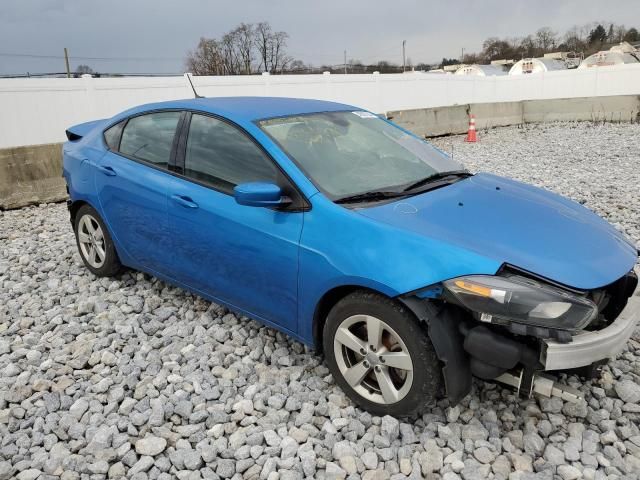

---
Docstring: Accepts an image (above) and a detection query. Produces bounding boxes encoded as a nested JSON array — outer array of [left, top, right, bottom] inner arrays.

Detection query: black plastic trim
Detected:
[[498, 263, 587, 295], [399, 296, 472, 404], [169, 112, 188, 174]]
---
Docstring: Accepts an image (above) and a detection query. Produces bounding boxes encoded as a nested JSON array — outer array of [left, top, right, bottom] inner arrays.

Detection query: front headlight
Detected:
[[443, 275, 597, 331]]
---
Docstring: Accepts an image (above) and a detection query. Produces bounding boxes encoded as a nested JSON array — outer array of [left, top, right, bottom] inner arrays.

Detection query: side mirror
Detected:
[[233, 182, 291, 208]]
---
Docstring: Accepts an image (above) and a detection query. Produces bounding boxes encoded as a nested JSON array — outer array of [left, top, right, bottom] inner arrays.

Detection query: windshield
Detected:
[[258, 111, 464, 200]]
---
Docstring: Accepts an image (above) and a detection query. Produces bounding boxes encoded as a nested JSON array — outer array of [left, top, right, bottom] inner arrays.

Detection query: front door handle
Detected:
[[171, 194, 199, 209], [96, 164, 116, 176]]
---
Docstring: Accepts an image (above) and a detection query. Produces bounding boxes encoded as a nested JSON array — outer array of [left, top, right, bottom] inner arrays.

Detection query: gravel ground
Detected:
[[1, 121, 640, 480]]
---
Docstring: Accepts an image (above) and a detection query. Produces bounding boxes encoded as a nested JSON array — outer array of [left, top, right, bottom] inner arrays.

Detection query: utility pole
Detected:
[[461, 47, 465, 63], [64, 48, 71, 78], [402, 40, 406, 72], [344, 50, 347, 74]]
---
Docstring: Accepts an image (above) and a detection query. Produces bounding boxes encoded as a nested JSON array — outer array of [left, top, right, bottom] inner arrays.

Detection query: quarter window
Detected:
[[184, 114, 278, 191], [119, 111, 181, 167], [103, 121, 124, 150]]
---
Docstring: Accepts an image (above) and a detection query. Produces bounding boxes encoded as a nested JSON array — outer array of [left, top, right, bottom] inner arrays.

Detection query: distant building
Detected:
[[508, 58, 567, 75], [578, 42, 640, 69], [453, 64, 507, 76], [543, 51, 582, 69], [443, 64, 463, 72], [490, 59, 516, 67]]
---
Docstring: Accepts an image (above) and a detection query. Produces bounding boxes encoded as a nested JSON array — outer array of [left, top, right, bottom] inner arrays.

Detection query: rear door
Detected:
[[165, 112, 305, 332], [95, 110, 182, 273]]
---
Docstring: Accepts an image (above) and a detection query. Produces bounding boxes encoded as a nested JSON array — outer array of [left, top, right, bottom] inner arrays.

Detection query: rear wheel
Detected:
[[323, 290, 443, 418], [74, 204, 122, 277]]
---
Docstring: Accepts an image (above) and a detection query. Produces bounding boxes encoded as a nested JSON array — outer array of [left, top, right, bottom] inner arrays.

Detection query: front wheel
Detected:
[[323, 291, 443, 418]]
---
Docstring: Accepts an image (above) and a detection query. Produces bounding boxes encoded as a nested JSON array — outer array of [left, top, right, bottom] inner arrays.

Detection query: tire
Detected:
[[323, 290, 443, 418], [73, 204, 122, 277]]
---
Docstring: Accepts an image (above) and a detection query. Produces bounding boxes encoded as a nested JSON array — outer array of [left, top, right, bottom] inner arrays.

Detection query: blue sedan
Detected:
[[63, 97, 639, 417]]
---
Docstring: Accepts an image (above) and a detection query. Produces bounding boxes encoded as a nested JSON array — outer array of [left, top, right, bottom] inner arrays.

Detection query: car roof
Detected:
[[123, 96, 360, 123]]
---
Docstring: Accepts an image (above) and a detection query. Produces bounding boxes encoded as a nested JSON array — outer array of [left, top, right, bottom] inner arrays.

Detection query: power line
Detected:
[[0, 72, 186, 78], [0, 52, 183, 61], [0, 48, 423, 68]]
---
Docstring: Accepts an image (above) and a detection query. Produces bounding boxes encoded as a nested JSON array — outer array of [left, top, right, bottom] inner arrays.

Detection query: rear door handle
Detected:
[[171, 194, 199, 209], [96, 164, 116, 176]]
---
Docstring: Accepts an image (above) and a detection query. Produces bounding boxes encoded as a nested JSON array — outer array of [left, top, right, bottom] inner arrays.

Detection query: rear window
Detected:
[[119, 112, 181, 167]]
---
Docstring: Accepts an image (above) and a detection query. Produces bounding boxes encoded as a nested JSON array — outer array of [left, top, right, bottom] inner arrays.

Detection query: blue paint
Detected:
[[360, 173, 637, 290], [63, 97, 638, 347], [415, 286, 444, 299]]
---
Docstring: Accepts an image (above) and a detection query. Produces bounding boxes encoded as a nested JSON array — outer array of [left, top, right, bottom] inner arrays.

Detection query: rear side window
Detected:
[[103, 121, 124, 150], [184, 114, 278, 191], [119, 112, 181, 167]]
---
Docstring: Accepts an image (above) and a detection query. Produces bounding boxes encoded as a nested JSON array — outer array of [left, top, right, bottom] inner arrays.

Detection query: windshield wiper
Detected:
[[335, 190, 408, 205], [402, 170, 471, 192]]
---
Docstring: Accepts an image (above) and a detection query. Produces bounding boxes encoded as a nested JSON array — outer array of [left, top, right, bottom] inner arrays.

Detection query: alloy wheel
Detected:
[[77, 214, 106, 269], [333, 314, 414, 404]]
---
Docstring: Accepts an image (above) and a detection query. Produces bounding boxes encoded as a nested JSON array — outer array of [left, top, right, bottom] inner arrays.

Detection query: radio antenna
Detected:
[[185, 73, 204, 98]]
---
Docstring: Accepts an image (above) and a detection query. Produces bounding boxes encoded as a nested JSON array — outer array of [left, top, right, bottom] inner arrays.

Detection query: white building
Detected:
[[508, 58, 567, 75], [578, 42, 640, 69], [453, 64, 507, 76]]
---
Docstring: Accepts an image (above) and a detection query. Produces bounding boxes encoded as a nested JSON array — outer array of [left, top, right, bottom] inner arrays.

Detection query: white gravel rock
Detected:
[[135, 436, 167, 456], [614, 379, 640, 404], [1, 122, 639, 479]]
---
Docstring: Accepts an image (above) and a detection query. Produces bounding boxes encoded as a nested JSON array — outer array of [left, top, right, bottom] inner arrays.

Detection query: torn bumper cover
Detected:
[[542, 275, 640, 371]]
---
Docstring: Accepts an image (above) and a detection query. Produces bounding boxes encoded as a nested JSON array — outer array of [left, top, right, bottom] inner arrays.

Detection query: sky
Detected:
[[0, 0, 638, 75]]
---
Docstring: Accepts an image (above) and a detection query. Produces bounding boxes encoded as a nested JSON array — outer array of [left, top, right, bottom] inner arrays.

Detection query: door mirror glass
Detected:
[[234, 182, 291, 207]]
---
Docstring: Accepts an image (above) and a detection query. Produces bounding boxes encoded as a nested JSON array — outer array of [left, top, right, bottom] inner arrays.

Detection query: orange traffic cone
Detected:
[[465, 114, 477, 143]]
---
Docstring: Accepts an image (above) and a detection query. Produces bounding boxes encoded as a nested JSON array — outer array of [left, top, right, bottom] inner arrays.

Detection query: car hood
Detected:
[[359, 173, 637, 290]]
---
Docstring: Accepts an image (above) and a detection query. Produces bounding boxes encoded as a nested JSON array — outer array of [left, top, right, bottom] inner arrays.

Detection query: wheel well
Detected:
[[312, 285, 390, 353], [69, 200, 89, 226]]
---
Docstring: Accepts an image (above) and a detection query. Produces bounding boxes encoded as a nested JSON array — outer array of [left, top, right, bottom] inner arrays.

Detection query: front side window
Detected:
[[119, 111, 181, 167], [184, 114, 278, 191], [259, 111, 464, 200]]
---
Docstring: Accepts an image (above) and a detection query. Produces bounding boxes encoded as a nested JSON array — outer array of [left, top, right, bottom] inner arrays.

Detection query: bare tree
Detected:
[[535, 27, 557, 51], [255, 23, 291, 73], [518, 35, 538, 58], [562, 27, 586, 52], [272, 31, 292, 72], [255, 22, 273, 72], [613, 25, 627, 43], [186, 37, 226, 75], [186, 21, 296, 76], [219, 32, 241, 74], [461, 52, 482, 64], [233, 23, 255, 74]]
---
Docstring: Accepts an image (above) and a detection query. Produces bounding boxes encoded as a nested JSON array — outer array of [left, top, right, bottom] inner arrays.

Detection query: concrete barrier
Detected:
[[0, 143, 65, 210], [1, 94, 639, 210], [389, 94, 640, 137]]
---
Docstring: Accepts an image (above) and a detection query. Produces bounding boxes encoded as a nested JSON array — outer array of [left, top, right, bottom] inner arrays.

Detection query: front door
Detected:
[[166, 113, 303, 332]]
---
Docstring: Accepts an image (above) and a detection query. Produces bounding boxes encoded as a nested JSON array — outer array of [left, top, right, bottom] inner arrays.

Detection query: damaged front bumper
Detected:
[[542, 277, 640, 371], [498, 267, 640, 402], [402, 267, 640, 404]]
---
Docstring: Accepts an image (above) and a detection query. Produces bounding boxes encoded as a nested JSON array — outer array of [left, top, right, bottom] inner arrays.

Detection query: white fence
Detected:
[[1, 64, 640, 149]]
